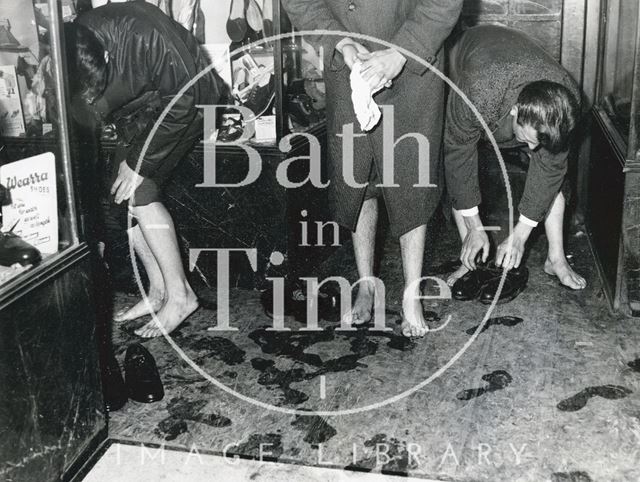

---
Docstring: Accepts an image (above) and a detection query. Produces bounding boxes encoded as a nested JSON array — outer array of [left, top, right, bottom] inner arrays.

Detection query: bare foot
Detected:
[[113, 292, 164, 322], [544, 258, 587, 290], [135, 291, 199, 338], [341, 281, 375, 326], [447, 265, 470, 287], [401, 295, 429, 338]]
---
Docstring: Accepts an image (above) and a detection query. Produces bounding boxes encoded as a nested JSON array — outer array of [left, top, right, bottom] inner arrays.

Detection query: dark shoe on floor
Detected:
[[0, 231, 41, 267], [480, 265, 529, 304], [124, 343, 164, 403], [261, 285, 340, 322], [452, 266, 500, 301], [102, 353, 128, 412]]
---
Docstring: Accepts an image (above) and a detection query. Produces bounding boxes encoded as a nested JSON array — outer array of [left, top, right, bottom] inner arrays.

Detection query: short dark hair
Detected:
[[515, 80, 579, 154], [64, 22, 107, 105]]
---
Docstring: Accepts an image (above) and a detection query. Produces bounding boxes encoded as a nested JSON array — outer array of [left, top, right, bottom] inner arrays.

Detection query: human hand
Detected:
[[495, 223, 532, 270], [340, 41, 370, 70], [460, 216, 490, 271], [357, 48, 406, 90], [111, 161, 144, 204]]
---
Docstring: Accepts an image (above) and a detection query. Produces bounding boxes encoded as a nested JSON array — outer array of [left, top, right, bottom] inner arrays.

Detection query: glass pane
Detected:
[[0, 0, 78, 287], [600, 0, 639, 140]]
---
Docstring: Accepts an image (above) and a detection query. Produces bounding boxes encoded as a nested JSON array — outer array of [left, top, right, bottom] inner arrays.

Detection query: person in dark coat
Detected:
[[68, 2, 224, 337], [282, 0, 463, 337], [444, 25, 585, 289]]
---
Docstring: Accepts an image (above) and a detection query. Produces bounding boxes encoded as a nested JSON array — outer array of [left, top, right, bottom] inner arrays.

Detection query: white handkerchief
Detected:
[[350, 62, 383, 132]]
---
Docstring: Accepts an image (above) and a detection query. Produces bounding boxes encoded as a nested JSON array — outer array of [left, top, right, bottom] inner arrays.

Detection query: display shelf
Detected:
[[586, 0, 640, 314]]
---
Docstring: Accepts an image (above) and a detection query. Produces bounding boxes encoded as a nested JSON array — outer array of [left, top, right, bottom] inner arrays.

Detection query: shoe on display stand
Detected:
[[0, 223, 42, 268]]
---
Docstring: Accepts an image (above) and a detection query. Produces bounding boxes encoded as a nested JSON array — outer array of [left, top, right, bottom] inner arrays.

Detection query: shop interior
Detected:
[[1, 0, 639, 481]]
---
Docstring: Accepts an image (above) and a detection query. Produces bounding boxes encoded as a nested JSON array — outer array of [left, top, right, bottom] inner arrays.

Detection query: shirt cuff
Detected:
[[456, 206, 479, 217], [519, 214, 539, 227]]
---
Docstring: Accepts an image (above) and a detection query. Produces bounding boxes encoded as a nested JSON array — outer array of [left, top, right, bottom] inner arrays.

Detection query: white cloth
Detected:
[[350, 62, 383, 132]]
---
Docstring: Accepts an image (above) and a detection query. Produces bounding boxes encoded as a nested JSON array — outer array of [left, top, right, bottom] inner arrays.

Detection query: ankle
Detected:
[[546, 254, 566, 265], [166, 282, 196, 301], [147, 287, 166, 302], [358, 279, 376, 297]]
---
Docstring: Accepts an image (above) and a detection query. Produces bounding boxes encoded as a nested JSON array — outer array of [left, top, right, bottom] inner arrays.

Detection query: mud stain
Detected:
[[557, 385, 632, 412], [457, 370, 512, 400], [466, 316, 524, 335]]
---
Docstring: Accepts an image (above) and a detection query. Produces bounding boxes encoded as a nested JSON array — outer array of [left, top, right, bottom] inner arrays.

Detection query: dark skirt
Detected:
[[324, 58, 446, 238]]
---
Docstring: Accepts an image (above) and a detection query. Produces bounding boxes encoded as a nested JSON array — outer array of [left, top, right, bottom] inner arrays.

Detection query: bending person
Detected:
[[67, 2, 224, 337], [445, 25, 586, 291]]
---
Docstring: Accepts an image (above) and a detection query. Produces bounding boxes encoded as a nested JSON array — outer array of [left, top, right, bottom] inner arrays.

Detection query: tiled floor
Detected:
[[105, 156, 640, 481]]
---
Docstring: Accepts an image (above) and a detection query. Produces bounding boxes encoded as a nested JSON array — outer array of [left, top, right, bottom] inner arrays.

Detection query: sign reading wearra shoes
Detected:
[[1, 152, 58, 254]]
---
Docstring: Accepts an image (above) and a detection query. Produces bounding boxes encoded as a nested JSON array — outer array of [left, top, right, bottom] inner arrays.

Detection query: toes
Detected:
[[135, 321, 155, 338], [401, 322, 413, 338], [401, 320, 428, 338], [113, 308, 130, 322]]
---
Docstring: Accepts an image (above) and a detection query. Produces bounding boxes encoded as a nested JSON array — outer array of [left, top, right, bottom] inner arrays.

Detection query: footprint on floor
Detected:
[[233, 433, 283, 461], [466, 316, 523, 335], [551, 470, 593, 482], [345, 434, 414, 475], [155, 397, 232, 440], [155, 416, 187, 441], [628, 359, 640, 373], [291, 414, 337, 445], [456, 370, 512, 401], [557, 385, 632, 412]]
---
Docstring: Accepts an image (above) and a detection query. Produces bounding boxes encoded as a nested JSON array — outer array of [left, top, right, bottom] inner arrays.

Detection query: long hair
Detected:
[[64, 22, 107, 105], [516, 80, 579, 154]]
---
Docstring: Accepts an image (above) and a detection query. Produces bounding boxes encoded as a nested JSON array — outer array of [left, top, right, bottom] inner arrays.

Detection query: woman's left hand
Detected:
[[357, 48, 406, 90]]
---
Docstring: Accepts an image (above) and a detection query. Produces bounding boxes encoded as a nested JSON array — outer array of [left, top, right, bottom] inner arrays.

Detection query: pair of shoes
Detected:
[[261, 285, 340, 322], [452, 263, 529, 304], [480, 265, 528, 304], [0, 230, 41, 267], [103, 344, 164, 411]]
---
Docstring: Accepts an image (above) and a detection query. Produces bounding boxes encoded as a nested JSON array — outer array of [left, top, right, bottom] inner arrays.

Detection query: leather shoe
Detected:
[[261, 285, 340, 322], [480, 265, 529, 304], [452, 265, 501, 301], [124, 344, 164, 403], [0, 231, 41, 267], [102, 353, 127, 412]]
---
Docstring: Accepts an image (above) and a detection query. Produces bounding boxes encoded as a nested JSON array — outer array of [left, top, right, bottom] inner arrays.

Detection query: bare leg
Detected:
[[447, 207, 471, 286], [543, 192, 586, 289], [113, 225, 165, 322], [131, 202, 199, 337], [400, 224, 429, 338], [343, 197, 378, 325]]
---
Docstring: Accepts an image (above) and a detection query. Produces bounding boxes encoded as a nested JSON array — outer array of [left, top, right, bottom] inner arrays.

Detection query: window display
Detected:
[[599, 0, 639, 141], [0, 0, 80, 288]]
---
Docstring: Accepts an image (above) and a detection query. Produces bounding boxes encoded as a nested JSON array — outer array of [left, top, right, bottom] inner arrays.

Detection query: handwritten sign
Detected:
[[1, 152, 58, 254]]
